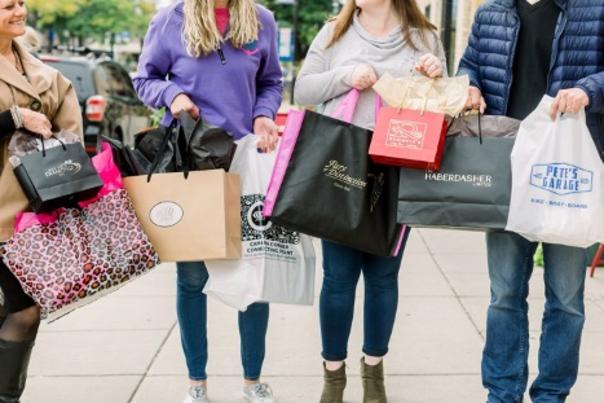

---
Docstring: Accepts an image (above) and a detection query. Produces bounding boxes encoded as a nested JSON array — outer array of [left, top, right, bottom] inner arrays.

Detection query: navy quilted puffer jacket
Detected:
[[457, 0, 604, 158]]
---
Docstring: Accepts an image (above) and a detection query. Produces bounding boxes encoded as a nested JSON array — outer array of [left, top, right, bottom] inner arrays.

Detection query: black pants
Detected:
[[0, 255, 35, 314]]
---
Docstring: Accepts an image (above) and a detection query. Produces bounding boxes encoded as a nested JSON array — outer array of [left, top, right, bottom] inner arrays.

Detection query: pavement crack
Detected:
[[416, 230, 485, 340], [127, 320, 178, 402]]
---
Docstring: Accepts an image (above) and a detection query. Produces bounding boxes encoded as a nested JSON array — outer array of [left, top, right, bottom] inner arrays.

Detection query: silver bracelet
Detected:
[[9, 105, 24, 129]]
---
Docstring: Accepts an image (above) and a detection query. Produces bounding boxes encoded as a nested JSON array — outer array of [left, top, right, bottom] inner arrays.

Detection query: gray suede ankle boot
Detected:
[[320, 363, 346, 403], [361, 358, 387, 403]]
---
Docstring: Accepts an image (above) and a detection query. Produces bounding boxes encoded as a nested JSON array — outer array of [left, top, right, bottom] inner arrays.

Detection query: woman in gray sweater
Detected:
[[294, 1, 445, 402]]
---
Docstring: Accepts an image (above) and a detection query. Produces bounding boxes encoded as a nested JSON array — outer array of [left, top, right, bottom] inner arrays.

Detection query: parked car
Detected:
[[40, 55, 152, 152]]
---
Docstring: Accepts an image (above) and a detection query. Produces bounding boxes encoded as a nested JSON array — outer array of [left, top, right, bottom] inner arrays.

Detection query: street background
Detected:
[[22, 229, 604, 402], [16, 1, 604, 402]]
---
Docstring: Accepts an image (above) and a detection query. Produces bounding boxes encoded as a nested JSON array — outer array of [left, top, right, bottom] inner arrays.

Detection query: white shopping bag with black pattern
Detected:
[[204, 135, 316, 311], [505, 96, 604, 247]]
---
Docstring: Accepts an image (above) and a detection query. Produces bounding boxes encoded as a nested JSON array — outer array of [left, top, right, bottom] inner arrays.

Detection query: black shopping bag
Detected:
[[268, 109, 402, 256], [397, 115, 519, 230], [14, 140, 103, 213], [134, 112, 236, 174]]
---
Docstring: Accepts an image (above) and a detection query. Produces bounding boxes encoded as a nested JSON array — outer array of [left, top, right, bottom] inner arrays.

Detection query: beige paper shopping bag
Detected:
[[123, 169, 241, 262]]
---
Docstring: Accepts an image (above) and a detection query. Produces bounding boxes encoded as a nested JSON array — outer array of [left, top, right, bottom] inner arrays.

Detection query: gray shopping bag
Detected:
[[397, 115, 519, 231]]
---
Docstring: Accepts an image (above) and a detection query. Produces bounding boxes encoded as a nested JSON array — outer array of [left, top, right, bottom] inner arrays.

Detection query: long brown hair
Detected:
[[327, 0, 436, 50]]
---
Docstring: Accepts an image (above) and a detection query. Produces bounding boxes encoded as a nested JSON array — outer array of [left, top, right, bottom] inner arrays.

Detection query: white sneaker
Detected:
[[243, 382, 276, 403], [183, 385, 209, 403]]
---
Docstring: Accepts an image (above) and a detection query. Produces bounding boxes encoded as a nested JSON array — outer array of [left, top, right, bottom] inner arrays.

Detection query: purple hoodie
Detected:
[[133, 1, 283, 139]]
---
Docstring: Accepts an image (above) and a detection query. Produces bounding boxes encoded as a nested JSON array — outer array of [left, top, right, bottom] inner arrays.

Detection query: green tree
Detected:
[[65, 0, 135, 43], [28, 0, 155, 47], [263, 0, 337, 60], [27, 0, 86, 42]]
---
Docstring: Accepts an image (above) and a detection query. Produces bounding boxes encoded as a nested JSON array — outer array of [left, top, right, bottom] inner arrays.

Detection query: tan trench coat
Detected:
[[0, 40, 83, 242]]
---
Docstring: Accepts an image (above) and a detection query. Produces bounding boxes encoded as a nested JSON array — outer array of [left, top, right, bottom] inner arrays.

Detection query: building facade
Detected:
[[418, 0, 485, 74]]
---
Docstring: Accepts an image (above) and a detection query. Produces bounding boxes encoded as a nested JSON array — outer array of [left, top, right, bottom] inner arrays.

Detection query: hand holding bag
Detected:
[[369, 74, 469, 170], [505, 96, 604, 247]]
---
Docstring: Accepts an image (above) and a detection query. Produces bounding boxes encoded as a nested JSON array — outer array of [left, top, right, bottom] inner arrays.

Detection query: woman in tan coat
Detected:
[[0, 1, 82, 401]]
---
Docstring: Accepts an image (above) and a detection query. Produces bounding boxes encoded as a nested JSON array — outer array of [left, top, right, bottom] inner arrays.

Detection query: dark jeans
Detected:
[[483, 232, 587, 403], [176, 261, 269, 381], [319, 229, 409, 361]]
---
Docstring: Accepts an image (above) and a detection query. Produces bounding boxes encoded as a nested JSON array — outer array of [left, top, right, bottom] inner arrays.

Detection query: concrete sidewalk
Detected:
[[22, 229, 604, 403]]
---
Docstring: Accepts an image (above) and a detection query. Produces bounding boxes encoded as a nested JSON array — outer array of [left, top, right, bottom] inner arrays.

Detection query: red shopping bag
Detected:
[[369, 107, 447, 171]]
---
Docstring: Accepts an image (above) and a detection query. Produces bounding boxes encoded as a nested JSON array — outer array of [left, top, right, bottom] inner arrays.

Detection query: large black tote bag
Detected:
[[397, 114, 519, 231], [268, 90, 402, 256]]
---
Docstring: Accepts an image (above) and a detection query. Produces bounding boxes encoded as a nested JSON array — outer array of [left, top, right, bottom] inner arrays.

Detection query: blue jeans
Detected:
[[320, 230, 409, 361], [483, 232, 587, 403], [176, 262, 269, 381]]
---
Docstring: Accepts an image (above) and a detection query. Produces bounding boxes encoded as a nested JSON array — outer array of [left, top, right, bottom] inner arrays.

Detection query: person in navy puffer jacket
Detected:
[[457, 1, 604, 402]]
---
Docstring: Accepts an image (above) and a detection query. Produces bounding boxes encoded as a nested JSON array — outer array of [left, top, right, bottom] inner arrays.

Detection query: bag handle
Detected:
[[331, 89, 361, 122], [40, 135, 67, 158], [146, 119, 179, 182], [332, 89, 384, 124]]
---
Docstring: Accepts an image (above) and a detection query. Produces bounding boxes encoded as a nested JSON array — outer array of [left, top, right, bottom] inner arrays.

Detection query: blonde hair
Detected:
[[183, 0, 259, 58]]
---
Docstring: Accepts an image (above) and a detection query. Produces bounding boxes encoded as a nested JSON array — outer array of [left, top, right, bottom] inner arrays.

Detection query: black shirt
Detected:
[[507, 0, 560, 120]]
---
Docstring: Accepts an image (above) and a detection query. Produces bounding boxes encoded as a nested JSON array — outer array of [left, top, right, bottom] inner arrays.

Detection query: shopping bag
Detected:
[[397, 114, 519, 230], [11, 132, 102, 212], [263, 90, 404, 256], [125, 113, 242, 262], [134, 112, 236, 174], [204, 135, 315, 310], [0, 144, 160, 321], [369, 106, 447, 170], [505, 96, 604, 247], [369, 74, 469, 170], [124, 170, 241, 262]]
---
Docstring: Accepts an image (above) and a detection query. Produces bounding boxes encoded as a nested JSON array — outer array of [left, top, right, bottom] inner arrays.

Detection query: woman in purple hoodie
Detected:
[[133, 1, 282, 402]]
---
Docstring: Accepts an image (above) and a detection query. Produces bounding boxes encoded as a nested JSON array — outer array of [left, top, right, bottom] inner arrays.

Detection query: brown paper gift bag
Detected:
[[123, 169, 241, 262]]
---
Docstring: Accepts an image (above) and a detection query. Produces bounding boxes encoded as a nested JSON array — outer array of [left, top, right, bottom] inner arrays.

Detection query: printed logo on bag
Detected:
[[385, 119, 427, 149], [424, 171, 493, 187], [44, 160, 82, 178], [530, 163, 593, 195], [241, 194, 300, 244], [323, 160, 367, 192], [149, 201, 184, 228], [248, 200, 273, 232]]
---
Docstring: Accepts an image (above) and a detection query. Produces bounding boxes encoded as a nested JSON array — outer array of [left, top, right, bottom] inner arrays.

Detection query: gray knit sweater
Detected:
[[294, 14, 447, 130]]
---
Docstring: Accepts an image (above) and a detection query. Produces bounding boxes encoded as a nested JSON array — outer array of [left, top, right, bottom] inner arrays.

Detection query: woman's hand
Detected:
[[254, 116, 279, 152], [20, 108, 52, 139], [170, 93, 200, 119], [351, 64, 378, 90], [415, 53, 444, 78]]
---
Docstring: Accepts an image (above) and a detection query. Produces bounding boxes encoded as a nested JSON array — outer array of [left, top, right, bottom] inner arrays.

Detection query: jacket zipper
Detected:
[[504, 12, 520, 116], [546, 10, 568, 95], [217, 46, 227, 65]]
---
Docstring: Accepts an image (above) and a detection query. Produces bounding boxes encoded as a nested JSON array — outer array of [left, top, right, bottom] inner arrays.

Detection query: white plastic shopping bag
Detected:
[[204, 135, 316, 311], [505, 96, 604, 247]]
